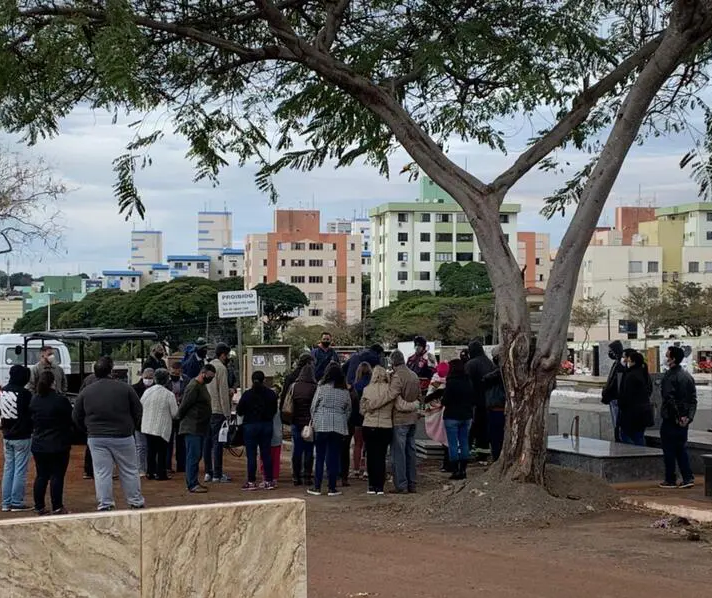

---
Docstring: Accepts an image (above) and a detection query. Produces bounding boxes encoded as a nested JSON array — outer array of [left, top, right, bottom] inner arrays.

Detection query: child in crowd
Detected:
[[261, 396, 283, 488], [425, 362, 451, 472]]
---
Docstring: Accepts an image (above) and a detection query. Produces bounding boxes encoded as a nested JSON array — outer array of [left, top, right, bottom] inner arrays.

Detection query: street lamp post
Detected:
[[46, 292, 54, 331]]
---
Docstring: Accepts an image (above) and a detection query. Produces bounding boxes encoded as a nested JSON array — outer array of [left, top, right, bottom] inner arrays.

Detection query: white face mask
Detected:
[[46, 354, 55, 364], [143, 378, 154, 387]]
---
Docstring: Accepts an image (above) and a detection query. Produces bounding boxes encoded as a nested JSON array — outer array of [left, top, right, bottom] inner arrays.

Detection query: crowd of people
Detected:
[[1, 332, 699, 514], [602, 341, 698, 489]]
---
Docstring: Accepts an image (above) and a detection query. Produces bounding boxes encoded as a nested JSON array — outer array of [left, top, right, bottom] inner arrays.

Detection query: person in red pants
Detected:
[[261, 408, 282, 487]]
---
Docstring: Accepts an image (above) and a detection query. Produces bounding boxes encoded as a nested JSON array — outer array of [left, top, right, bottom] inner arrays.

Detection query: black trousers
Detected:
[[363, 427, 391, 492], [340, 432, 353, 481], [33, 450, 71, 511], [146, 434, 169, 480]]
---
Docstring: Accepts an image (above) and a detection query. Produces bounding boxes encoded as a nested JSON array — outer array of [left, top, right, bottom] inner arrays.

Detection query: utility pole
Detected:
[[205, 313, 210, 340], [607, 309, 611, 339], [46, 292, 54, 331]]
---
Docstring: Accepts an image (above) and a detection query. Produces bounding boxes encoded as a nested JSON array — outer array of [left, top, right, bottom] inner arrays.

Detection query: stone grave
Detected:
[[547, 435, 664, 483]]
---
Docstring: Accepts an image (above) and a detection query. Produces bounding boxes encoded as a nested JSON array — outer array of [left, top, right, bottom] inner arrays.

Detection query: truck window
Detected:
[[5, 347, 62, 366]]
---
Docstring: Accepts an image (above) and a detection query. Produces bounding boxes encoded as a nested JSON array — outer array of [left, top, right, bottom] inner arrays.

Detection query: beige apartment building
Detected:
[[245, 210, 362, 325], [517, 232, 551, 289]]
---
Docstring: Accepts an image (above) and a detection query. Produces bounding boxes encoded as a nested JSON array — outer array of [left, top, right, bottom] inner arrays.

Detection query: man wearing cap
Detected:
[[183, 338, 209, 380], [204, 343, 232, 483]]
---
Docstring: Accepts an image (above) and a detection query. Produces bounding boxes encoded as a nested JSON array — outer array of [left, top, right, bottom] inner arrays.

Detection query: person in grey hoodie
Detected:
[[388, 350, 421, 493]]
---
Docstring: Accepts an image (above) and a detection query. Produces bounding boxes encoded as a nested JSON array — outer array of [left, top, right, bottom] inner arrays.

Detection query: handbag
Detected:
[[282, 383, 295, 417], [218, 420, 229, 444], [227, 415, 244, 447], [301, 420, 314, 442]]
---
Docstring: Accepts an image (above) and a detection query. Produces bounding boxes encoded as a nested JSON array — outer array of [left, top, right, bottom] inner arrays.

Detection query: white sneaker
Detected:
[[328, 490, 343, 497], [204, 474, 212, 483]]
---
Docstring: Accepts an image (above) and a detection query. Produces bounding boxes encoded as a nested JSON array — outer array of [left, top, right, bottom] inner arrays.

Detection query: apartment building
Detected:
[[0, 298, 24, 333], [102, 270, 141, 292], [167, 255, 211, 279], [327, 217, 371, 275], [369, 176, 520, 309], [220, 248, 245, 279], [245, 210, 362, 324], [517, 232, 551, 289], [130, 230, 163, 267], [198, 211, 233, 279]]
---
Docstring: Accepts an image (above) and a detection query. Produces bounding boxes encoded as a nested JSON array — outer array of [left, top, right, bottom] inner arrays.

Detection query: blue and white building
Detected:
[[102, 270, 141, 292], [167, 255, 211, 279]]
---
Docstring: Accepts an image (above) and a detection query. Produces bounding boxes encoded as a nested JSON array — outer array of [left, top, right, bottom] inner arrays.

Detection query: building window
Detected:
[[350, 276, 356, 284], [689, 261, 700, 273], [258, 242, 268, 250], [420, 213, 431, 223], [456, 213, 468, 223], [397, 213, 408, 223], [217, 270, 222, 276], [309, 292, 324, 301], [262, 259, 267, 266], [456, 233, 473, 242], [420, 252, 431, 261], [419, 271, 431, 281], [277, 243, 285, 251], [309, 242, 324, 251], [196, 262, 205, 269], [397, 252, 408, 262], [397, 271, 408, 281], [308, 276, 323, 283], [435, 253, 453, 262], [647, 261, 659, 273], [435, 233, 453, 242], [707, 212, 712, 222], [229, 270, 238, 277], [291, 276, 305, 283], [309, 259, 323, 267], [397, 233, 408, 242], [628, 261, 643, 274], [420, 232, 431, 242], [500, 214, 510, 224], [174, 262, 183, 268], [538, 274, 544, 282], [262, 276, 267, 283], [456, 252, 473, 262], [707, 231, 712, 240], [328, 276, 333, 284], [308, 308, 323, 317], [662, 271, 669, 282], [327, 259, 336, 267], [291, 259, 305, 267], [535, 258, 541, 266], [435, 213, 451, 223], [281, 259, 286, 267], [291, 242, 305, 250]]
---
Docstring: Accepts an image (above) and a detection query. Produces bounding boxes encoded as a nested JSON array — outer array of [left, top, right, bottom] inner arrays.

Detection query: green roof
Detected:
[[369, 201, 520, 216], [655, 203, 712, 217]]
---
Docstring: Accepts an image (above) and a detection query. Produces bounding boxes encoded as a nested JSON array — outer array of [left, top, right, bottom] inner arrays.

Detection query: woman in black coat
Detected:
[[618, 351, 653, 446]]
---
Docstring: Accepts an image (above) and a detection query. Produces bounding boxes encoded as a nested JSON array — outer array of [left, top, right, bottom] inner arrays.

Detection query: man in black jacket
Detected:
[[659, 346, 697, 489], [1, 365, 33, 511], [280, 352, 314, 411], [465, 341, 495, 463], [343, 344, 384, 386], [601, 340, 626, 442]]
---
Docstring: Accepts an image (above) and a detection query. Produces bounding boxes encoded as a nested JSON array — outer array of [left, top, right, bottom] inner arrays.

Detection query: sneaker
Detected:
[[306, 487, 322, 496], [213, 474, 232, 483], [51, 507, 69, 515], [328, 490, 343, 497], [376, 491, 385, 496], [97, 505, 115, 512], [35, 508, 49, 516], [367, 488, 376, 495], [204, 474, 212, 483], [129, 504, 145, 509], [264, 481, 276, 491], [242, 482, 258, 491], [82, 473, 93, 480], [680, 480, 695, 489], [1, 506, 9, 512], [658, 481, 678, 489], [189, 486, 208, 494], [9, 504, 33, 512]]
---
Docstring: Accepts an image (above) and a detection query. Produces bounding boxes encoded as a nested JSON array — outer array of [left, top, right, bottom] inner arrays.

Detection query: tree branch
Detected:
[[315, 0, 352, 51], [490, 34, 664, 196]]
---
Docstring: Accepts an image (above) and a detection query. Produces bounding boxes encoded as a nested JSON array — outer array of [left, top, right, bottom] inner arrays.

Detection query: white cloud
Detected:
[[0, 104, 702, 275]]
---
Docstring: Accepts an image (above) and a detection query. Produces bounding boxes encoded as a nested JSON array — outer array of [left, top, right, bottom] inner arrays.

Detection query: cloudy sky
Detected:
[[0, 104, 702, 277]]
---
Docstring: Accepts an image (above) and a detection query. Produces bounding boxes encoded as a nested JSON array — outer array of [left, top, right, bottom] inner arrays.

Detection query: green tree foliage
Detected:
[[436, 262, 492, 297], [365, 294, 493, 346], [0, 272, 34, 288], [619, 284, 665, 344], [570, 294, 606, 349], [253, 281, 309, 342], [13, 277, 248, 346], [660, 281, 712, 337]]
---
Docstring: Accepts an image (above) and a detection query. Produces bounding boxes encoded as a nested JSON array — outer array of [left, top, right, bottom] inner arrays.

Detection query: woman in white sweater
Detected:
[[141, 368, 178, 480]]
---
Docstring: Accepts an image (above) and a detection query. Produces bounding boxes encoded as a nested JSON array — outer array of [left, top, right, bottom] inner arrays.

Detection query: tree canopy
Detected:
[[436, 262, 492, 297], [253, 280, 309, 341], [570, 294, 606, 349]]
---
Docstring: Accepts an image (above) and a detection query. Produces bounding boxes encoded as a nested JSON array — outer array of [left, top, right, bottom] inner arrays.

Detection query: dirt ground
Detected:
[[1, 445, 711, 598]]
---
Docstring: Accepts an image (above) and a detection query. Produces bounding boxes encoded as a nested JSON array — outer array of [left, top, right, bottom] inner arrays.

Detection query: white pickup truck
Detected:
[[0, 333, 71, 387]]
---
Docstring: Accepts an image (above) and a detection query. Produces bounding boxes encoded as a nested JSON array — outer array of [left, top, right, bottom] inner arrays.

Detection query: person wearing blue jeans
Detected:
[[1, 365, 33, 511], [184, 434, 205, 491], [2, 439, 32, 511], [312, 431, 343, 494], [441, 358, 475, 480], [291, 424, 314, 486], [444, 419, 472, 472], [391, 424, 417, 490]]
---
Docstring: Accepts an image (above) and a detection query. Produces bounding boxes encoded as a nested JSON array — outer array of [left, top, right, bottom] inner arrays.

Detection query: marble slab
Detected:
[[0, 510, 141, 598], [141, 499, 307, 598], [548, 435, 663, 457]]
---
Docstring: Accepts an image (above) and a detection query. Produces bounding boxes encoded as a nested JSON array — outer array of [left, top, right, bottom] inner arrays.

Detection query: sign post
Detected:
[[218, 291, 259, 389]]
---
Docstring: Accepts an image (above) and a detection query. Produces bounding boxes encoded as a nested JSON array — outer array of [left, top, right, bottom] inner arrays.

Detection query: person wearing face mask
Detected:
[[203, 342, 232, 484], [177, 364, 216, 493], [166, 362, 189, 473], [618, 350, 653, 446], [132, 368, 155, 477], [311, 332, 338, 381], [407, 336, 437, 388], [182, 338, 209, 380], [143, 344, 168, 372], [601, 340, 626, 442], [28, 345, 67, 395]]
